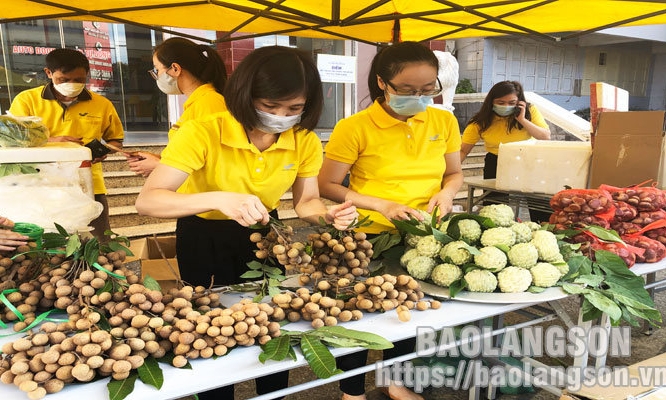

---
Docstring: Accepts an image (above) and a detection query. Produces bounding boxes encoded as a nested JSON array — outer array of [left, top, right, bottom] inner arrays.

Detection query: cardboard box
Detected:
[[496, 140, 592, 194], [567, 352, 666, 399], [590, 82, 629, 147], [588, 111, 666, 189], [128, 236, 180, 291]]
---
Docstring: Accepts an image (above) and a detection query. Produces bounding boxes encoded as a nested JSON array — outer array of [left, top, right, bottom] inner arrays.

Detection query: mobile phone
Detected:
[[84, 139, 112, 159]]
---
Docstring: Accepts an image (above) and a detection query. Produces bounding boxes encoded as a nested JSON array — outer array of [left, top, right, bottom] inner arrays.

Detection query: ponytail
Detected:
[[153, 38, 227, 94], [197, 44, 227, 94]]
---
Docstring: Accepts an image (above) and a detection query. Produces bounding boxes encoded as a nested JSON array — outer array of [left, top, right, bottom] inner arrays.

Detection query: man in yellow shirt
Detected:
[[9, 48, 124, 239]]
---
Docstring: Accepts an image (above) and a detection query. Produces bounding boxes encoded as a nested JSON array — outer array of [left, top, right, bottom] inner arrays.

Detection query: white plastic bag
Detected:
[[0, 171, 102, 233], [433, 50, 459, 113]]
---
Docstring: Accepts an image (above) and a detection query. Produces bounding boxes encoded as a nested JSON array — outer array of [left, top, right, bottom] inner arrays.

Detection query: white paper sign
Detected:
[[317, 54, 356, 84]]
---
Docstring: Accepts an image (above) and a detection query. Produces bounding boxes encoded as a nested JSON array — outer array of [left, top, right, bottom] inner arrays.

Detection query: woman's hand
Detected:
[[218, 193, 270, 227], [48, 136, 83, 145], [325, 200, 358, 230], [128, 152, 160, 177], [379, 201, 425, 223], [515, 100, 527, 120], [0, 217, 27, 251], [428, 192, 455, 218]]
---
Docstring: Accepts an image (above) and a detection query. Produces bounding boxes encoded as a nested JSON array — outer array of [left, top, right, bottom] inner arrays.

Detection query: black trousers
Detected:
[[176, 213, 287, 400], [483, 153, 550, 224]]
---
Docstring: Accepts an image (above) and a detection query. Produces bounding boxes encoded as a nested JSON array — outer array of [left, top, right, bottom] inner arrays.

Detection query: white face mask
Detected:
[[156, 72, 181, 95], [255, 109, 302, 134], [53, 82, 86, 98]]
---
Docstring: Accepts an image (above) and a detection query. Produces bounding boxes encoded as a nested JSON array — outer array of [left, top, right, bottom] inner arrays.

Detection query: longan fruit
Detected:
[[27, 387, 47, 400], [43, 379, 64, 394], [172, 355, 188, 368], [398, 310, 411, 322]]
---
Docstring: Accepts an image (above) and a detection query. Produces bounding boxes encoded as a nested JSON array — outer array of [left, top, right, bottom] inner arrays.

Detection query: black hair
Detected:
[[469, 80, 532, 133], [45, 48, 89, 73], [154, 37, 227, 94], [224, 46, 323, 132], [367, 41, 439, 102]]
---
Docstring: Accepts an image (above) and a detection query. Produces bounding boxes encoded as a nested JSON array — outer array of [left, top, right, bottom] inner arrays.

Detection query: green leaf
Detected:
[[311, 326, 393, 350], [300, 335, 342, 379], [108, 241, 134, 256], [585, 226, 622, 243], [573, 274, 605, 288], [65, 234, 81, 257], [137, 357, 164, 389], [264, 266, 285, 276], [527, 286, 546, 293], [391, 219, 429, 236], [42, 232, 68, 248], [55, 223, 69, 237], [368, 232, 402, 259], [561, 283, 591, 295], [240, 270, 264, 279], [431, 227, 453, 246], [381, 245, 406, 261], [259, 335, 293, 363], [246, 260, 263, 270], [624, 304, 662, 327], [107, 371, 138, 400], [96, 312, 111, 331], [84, 238, 100, 265], [267, 286, 281, 297], [142, 276, 162, 292], [448, 278, 467, 298], [584, 291, 622, 322], [581, 297, 603, 321]]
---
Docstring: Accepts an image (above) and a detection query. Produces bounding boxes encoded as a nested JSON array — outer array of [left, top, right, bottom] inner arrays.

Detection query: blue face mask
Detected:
[[386, 94, 434, 116], [493, 104, 516, 117]]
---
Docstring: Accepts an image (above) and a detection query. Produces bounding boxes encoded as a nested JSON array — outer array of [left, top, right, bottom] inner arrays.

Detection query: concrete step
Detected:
[[104, 171, 146, 188], [109, 205, 176, 228], [107, 186, 142, 207], [113, 221, 176, 239]]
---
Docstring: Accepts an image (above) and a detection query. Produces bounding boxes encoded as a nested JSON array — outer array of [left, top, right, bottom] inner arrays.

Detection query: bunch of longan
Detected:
[[302, 231, 374, 284], [158, 298, 281, 368], [349, 274, 441, 321], [0, 242, 46, 291], [249, 225, 313, 275], [0, 323, 136, 400], [269, 273, 441, 328], [270, 288, 364, 328]]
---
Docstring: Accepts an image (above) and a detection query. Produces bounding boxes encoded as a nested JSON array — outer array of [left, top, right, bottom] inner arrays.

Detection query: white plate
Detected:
[[280, 262, 570, 304], [382, 260, 569, 304]]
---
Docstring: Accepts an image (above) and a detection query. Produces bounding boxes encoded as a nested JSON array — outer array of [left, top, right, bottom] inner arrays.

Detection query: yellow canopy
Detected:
[[2, 1, 666, 44]]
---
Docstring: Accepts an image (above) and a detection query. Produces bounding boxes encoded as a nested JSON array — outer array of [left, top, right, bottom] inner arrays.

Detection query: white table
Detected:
[[2, 259, 665, 400], [0, 291, 544, 400]]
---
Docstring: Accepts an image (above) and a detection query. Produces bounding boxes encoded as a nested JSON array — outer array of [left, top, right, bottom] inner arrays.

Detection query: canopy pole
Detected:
[[391, 18, 401, 44]]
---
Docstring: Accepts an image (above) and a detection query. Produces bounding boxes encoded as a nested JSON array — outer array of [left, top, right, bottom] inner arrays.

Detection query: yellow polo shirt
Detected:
[[462, 104, 548, 155], [9, 84, 124, 195], [168, 83, 227, 140], [161, 111, 323, 220], [324, 100, 461, 234]]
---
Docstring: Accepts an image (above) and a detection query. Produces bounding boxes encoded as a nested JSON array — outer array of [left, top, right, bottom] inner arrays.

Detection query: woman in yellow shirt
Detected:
[[461, 80, 551, 222], [135, 46, 357, 400], [127, 37, 228, 177], [318, 41, 463, 400], [460, 80, 550, 178]]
